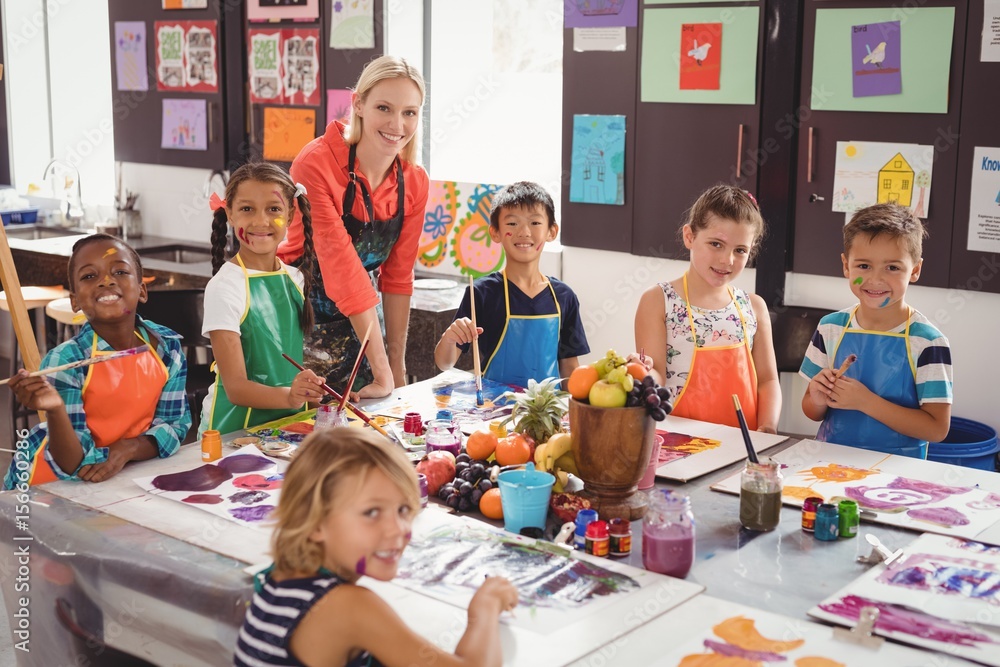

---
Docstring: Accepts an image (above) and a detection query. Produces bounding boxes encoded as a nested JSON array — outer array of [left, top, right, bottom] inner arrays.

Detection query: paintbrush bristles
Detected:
[[732, 393, 759, 464]]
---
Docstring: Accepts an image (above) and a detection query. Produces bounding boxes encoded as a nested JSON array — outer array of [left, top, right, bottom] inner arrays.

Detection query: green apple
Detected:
[[588, 380, 627, 408]]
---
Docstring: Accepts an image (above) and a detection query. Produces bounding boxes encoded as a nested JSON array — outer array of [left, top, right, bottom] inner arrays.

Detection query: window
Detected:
[[902, 179, 909, 190], [883, 178, 892, 189]]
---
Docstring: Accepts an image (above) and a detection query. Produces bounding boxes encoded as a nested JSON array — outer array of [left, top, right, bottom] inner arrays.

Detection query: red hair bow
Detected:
[[209, 192, 226, 212]]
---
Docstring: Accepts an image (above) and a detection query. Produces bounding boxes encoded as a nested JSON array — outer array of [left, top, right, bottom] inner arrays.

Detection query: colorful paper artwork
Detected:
[[967, 147, 1000, 253], [326, 89, 352, 126], [114, 22, 148, 92], [364, 369, 519, 424], [134, 445, 283, 529], [811, 533, 1000, 666], [564, 0, 638, 29], [570, 115, 626, 206], [155, 21, 218, 92], [329, 0, 374, 49], [163, 0, 208, 8], [679, 22, 722, 90], [832, 141, 934, 218], [247, 0, 319, 22], [851, 21, 902, 98], [245, 408, 399, 458], [655, 415, 786, 482], [262, 107, 316, 162], [161, 99, 207, 151], [249, 29, 320, 106], [416, 181, 507, 278]]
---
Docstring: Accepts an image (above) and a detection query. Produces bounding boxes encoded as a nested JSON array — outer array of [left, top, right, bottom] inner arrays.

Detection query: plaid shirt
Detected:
[[3, 316, 191, 490]]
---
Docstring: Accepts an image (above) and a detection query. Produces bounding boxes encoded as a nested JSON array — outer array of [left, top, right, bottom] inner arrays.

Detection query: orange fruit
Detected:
[[495, 434, 532, 466], [465, 429, 498, 460], [479, 488, 504, 520], [567, 365, 599, 400], [626, 362, 648, 382]]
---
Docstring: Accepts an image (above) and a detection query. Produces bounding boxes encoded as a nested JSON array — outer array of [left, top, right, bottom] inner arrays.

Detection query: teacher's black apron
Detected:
[[299, 143, 405, 391]]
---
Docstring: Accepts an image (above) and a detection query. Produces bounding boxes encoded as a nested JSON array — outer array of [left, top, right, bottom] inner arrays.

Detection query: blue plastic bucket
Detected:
[[927, 418, 999, 472], [497, 463, 555, 534]]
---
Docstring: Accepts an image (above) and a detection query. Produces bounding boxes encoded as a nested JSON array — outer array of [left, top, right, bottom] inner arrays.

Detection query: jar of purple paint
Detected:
[[416, 473, 429, 507]]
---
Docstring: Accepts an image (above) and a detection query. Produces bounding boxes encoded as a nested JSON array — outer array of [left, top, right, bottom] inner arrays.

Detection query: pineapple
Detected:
[[502, 377, 569, 445]]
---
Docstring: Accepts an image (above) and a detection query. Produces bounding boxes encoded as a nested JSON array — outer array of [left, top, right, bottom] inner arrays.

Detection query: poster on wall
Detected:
[[831, 140, 934, 218], [326, 89, 352, 126], [161, 99, 207, 151], [263, 107, 316, 162], [155, 21, 218, 92], [416, 181, 507, 279], [163, 0, 208, 7], [985, 0, 1000, 62], [569, 114, 626, 206], [678, 22, 721, 90], [564, 0, 638, 29], [247, 0, 319, 22], [114, 22, 148, 92], [329, 0, 375, 49], [249, 29, 320, 106], [967, 147, 1000, 253], [851, 20, 902, 98]]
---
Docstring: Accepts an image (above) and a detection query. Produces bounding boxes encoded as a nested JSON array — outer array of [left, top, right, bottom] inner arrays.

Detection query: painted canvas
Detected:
[[832, 141, 934, 217], [810, 533, 1000, 666], [570, 114, 626, 205], [134, 445, 283, 529], [114, 22, 148, 92], [679, 22, 722, 90], [851, 21, 902, 98], [711, 440, 1000, 542], [161, 99, 207, 151], [416, 181, 506, 278], [655, 415, 787, 482]]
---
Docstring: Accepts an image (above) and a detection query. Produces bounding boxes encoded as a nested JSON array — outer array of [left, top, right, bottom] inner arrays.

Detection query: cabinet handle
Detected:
[[736, 124, 745, 178], [208, 102, 215, 144], [807, 126, 815, 183]]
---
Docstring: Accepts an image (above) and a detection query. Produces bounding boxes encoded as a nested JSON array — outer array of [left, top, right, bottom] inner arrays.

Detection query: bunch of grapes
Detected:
[[594, 349, 634, 392], [438, 453, 495, 512], [626, 375, 671, 421]]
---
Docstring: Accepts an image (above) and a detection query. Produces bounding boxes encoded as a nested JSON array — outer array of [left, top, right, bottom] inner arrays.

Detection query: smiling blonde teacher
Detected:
[[279, 56, 429, 398]]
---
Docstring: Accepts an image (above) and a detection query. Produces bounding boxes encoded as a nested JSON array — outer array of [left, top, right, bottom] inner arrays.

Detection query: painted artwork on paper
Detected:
[[364, 369, 519, 424], [326, 89, 352, 126], [416, 181, 507, 278], [114, 22, 148, 92], [329, 0, 374, 49], [679, 22, 722, 91], [249, 29, 320, 106], [851, 21, 902, 98], [570, 115, 626, 206], [262, 107, 316, 163], [155, 21, 218, 92], [134, 445, 283, 528], [247, 0, 319, 22], [246, 409, 398, 458], [161, 99, 207, 151], [655, 416, 786, 483], [565, 0, 638, 29], [832, 141, 933, 217], [658, 431, 722, 465]]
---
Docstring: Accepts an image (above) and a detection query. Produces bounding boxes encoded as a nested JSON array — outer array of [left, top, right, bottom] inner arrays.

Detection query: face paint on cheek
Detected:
[[853, 277, 863, 285], [536, 243, 543, 251], [237, 228, 247, 243], [505, 232, 512, 238], [355, 557, 366, 575], [274, 217, 285, 228], [880, 297, 890, 308]]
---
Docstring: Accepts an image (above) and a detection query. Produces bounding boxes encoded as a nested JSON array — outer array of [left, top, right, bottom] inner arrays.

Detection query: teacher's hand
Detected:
[[353, 378, 394, 400]]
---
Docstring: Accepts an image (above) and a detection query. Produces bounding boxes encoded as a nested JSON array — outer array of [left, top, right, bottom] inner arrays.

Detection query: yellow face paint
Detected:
[[274, 217, 285, 228], [103, 248, 118, 258]]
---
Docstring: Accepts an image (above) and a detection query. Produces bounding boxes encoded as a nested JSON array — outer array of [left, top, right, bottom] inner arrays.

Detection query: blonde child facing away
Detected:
[[800, 203, 952, 458], [633, 185, 780, 433], [234, 427, 518, 667]]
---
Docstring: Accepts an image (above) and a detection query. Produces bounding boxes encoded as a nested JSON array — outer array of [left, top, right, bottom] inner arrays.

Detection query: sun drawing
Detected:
[[797, 463, 879, 484]]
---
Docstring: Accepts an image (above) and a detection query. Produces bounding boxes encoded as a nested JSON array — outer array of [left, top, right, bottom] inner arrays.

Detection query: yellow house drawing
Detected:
[[877, 153, 914, 207]]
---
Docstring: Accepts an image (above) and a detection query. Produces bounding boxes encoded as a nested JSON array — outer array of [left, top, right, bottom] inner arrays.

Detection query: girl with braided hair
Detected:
[[200, 162, 324, 435]]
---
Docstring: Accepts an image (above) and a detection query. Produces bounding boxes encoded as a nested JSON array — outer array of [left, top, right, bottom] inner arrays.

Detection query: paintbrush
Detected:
[[281, 353, 391, 439], [834, 353, 858, 378], [0, 345, 149, 386], [732, 394, 759, 464], [339, 322, 373, 412], [468, 275, 484, 406]]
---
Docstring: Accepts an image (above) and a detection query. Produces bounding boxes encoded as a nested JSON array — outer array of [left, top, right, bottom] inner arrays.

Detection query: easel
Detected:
[[0, 224, 46, 421]]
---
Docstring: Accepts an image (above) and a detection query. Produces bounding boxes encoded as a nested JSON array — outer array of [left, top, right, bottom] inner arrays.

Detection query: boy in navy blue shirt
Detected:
[[434, 182, 589, 387]]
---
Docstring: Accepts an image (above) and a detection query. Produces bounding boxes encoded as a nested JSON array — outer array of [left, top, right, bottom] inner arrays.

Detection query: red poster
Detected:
[[248, 28, 320, 106], [155, 20, 219, 92], [679, 22, 722, 91]]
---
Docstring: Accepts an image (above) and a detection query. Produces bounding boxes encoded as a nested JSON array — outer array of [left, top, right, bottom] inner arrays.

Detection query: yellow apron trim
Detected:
[[831, 307, 916, 378], [235, 254, 304, 323]]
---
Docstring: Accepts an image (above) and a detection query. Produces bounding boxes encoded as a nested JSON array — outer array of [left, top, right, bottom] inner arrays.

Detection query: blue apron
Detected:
[[482, 272, 560, 388], [817, 307, 926, 459]]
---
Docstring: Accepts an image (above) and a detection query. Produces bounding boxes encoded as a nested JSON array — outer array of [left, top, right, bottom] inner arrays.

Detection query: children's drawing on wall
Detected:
[[832, 141, 933, 218], [156, 21, 219, 92], [326, 88, 352, 126], [416, 181, 506, 278], [161, 99, 207, 151], [114, 22, 148, 92], [262, 107, 316, 162], [570, 114, 626, 206], [565, 0, 638, 29], [851, 20, 902, 98], [329, 0, 374, 49], [679, 22, 722, 91], [249, 29, 320, 105]]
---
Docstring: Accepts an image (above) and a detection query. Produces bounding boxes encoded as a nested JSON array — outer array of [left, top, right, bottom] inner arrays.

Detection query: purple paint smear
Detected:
[[152, 465, 232, 492], [820, 595, 997, 647], [844, 476, 973, 511], [907, 506, 970, 527], [881, 554, 1000, 602], [218, 454, 273, 474], [182, 494, 224, 504], [233, 473, 283, 490], [355, 557, 366, 576], [701, 639, 785, 662], [229, 505, 275, 522], [228, 490, 270, 505], [967, 492, 1000, 511]]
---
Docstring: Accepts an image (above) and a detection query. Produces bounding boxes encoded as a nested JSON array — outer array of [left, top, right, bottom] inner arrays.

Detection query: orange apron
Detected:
[[671, 273, 759, 430], [28, 329, 168, 485]]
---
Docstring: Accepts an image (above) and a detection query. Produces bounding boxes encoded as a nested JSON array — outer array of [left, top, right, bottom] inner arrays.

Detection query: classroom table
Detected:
[[0, 375, 984, 666]]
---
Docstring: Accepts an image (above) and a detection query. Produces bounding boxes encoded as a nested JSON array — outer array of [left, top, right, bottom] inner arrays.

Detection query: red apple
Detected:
[[415, 451, 456, 496], [588, 380, 627, 408]]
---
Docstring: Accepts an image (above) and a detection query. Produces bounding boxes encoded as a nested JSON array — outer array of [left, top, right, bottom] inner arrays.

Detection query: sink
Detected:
[[137, 244, 213, 264], [3, 224, 86, 240]]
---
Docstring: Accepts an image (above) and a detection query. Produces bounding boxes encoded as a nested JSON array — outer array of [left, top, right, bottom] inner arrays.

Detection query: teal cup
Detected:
[[497, 463, 555, 534]]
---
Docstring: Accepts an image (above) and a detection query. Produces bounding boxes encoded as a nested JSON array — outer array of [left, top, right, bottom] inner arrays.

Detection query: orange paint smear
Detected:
[[103, 248, 118, 258], [798, 463, 878, 484]]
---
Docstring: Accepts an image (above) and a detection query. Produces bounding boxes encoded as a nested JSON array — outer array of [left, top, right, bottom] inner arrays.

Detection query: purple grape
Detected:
[[455, 462, 469, 476], [458, 497, 473, 512], [645, 394, 661, 408], [642, 375, 655, 388], [656, 387, 671, 401], [469, 463, 485, 479], [650, 407, 667, 422], [478, 479, 492, 492], [460, 481, 473, 496], [446, 494, 462, 509], [470, 489, 483, 505], [456, 453, 471, 464]]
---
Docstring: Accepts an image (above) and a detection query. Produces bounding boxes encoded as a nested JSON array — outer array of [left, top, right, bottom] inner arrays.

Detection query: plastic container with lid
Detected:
[[642, 489, 695, 578]]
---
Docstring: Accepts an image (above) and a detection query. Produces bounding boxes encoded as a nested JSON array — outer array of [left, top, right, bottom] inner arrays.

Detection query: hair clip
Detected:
[[294, 182, 308, 199], [209, 192, 227, 212], [744, 190, 759, 210]]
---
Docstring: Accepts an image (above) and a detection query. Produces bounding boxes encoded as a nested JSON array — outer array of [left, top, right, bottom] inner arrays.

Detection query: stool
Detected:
[[0, 286, 70, 431], [45, 296, 86, 344]]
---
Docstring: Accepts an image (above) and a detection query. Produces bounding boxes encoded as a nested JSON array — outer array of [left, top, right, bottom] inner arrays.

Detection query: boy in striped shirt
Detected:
[[800, 203, 952, 458]]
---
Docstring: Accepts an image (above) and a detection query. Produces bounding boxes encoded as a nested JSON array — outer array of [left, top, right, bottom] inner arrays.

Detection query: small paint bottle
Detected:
[[416, 473, 428, 508], [574, 508, 598, 550], [801, 496, 823, 532], [201, 429, 222, 462], [814, 503, 840, 541], [608, 518, 632, 557], [585, 520, 610, 557], [314, 405, 348, 430], [838, 499, 859, 539], [403, 412, 423, 435]]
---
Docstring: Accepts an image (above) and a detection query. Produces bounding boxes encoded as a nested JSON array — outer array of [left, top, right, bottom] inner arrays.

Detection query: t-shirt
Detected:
[[452, 272, 590, 372], [202, 261, 305, 336], [799, 306, 953, 405]]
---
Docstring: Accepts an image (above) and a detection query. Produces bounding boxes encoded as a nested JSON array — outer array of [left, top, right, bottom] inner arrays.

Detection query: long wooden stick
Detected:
[[339, 322, 372, 412], [0, 345, 149, 386], [468, 275, 483, 405], [281, 354, 390, 438], [0, 226, 45, 420]]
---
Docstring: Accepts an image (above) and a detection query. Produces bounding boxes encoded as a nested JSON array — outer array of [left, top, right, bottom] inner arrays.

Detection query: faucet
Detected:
[[42, 158, 84, 226]]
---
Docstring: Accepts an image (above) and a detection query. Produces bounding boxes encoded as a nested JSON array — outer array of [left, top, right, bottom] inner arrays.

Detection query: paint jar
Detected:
[[435, 409, 454, 422], [642, 489, 695, 578], [315, 405, 348, 430], [425, 418, 458, 435], [574, 508, 598, 550], [416, 473, 428, 507], [838, 499, 859, 539], [201, 430, 222, 462], [608, 518, 632, 557], [585, 520, 610, 557], [801, 496, 823, 532], [739, 460, 782, 532], [403, 412, 423, 435], [815, 503, 840, 541], [425, 427, 461, 458]]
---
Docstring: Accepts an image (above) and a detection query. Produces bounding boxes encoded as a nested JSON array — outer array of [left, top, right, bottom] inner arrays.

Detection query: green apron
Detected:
[[205, 254, 305, 434]]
